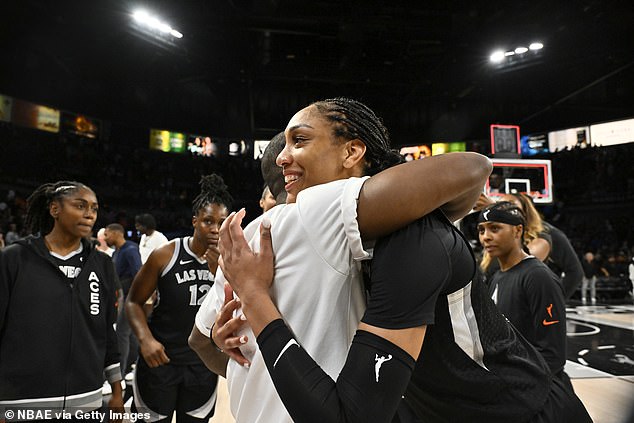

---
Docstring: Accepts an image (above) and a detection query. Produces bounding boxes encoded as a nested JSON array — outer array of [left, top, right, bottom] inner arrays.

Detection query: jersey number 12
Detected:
[[189, 284, 211, 306]]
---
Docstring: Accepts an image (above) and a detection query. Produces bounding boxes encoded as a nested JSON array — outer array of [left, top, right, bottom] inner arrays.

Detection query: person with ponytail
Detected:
[[478, 201, 578, 394], [0, 181, 124, 420], [126, 174, 232, 422], [194, 97, 494, 422]]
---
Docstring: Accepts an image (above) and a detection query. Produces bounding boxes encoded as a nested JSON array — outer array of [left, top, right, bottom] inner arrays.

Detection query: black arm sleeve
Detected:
[[258, 319, 415, 423]]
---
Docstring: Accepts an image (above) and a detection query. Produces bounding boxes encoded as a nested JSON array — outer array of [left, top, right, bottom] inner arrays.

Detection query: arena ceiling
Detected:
[[1, 0, 633, 145]]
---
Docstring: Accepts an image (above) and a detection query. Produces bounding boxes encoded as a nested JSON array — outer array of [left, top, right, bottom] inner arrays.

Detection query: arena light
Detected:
[[490, 50, 505, 63], [490, 41, 544, 68], [133, 10, 149, 23], [131, 9, 183, 40], [529, 42, 544, 51]]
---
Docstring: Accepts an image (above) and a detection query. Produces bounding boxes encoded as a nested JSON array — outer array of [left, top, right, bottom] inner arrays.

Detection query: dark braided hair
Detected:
[[192, 174, 233, 215], [25, 181, 92, 236], [311, 97, 404, 176]]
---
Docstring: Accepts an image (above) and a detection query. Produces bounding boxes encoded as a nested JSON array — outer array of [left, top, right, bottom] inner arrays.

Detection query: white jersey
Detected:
[[196, 177, 370, 423], [139, 230, 169, 264]]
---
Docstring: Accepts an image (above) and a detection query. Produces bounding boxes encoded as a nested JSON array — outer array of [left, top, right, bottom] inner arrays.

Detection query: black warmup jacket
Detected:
[[0, 236, 121, 411]]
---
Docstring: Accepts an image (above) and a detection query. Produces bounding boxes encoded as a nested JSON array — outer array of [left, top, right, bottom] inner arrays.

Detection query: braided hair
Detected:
[[311, 97, 404, 176], [25, 181, 92, 236], [192, 174, 233, 216]]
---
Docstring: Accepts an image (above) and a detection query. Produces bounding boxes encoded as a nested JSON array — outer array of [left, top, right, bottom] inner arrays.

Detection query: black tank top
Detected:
[[149, 237, 214, 364], [404, 212, 552, 423]]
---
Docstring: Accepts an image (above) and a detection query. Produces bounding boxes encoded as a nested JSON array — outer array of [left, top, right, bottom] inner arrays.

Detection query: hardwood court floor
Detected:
[[205, 302, 634, 423]]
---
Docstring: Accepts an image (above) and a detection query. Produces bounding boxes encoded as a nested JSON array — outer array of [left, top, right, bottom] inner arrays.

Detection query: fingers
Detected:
[[144, 348, 170, 368], [223, 282, 234, 307], [259, 217, 273, 261], [224, 347, 251, 368], [215, 315, 250, 367], [219, 211, 237, 260], [216, 312, 248, 345], [212, 306, 252, 367], [228, 208, 250, 252]]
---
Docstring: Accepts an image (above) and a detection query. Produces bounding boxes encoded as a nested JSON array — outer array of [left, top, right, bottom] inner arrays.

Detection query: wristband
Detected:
[[209, 322, 223, 353]]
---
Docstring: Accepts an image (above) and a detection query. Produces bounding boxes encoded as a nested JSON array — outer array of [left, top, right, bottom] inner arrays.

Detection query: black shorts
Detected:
[[131, 358, 218, 423]]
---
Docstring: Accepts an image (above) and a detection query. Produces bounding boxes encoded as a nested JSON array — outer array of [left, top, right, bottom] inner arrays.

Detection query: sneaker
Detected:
[[125, 371, 134, 382], [102, 381, 111, 396], [102, 380, 126, 396]]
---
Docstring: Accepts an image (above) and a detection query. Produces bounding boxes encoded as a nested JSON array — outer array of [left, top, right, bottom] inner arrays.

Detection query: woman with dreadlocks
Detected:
[[126, 174, 232, 422], [0, 181, 124, 419]]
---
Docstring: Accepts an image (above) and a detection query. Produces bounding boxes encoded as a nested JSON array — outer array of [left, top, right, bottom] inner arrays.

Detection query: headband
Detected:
[[478, 207, 523, 226], [54, 185, 77, 193]]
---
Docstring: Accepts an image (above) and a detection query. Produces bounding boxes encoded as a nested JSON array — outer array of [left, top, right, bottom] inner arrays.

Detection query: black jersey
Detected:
[[149, 237, 214, 364], [488, 257, 567, 375], [0, 236, 120, 409], [373, 212, 552, 423], [255, 211, 589, 423], [49, 243, 88, 284]]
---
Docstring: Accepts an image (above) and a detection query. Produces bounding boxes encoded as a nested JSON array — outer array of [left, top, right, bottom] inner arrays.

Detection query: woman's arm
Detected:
[[357, 152, 492, 240], [188, 325, 230, 377], [125, 244, 173, 367], [219, 212, 426, 423]]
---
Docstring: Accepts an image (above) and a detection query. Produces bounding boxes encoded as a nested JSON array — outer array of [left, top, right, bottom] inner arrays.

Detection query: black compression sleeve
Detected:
[[258, 319, 415, 423]]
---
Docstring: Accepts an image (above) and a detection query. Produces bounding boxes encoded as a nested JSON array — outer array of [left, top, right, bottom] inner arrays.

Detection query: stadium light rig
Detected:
[[131, 9, 183, 47], [490, 42, 543, 65]]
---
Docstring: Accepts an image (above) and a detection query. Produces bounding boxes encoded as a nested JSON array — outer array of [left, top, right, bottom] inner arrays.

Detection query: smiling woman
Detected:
[[0, 180, 124, 419]]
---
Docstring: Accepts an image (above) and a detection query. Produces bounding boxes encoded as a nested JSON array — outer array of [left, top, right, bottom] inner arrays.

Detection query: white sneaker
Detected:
[[102, 380, 126, 396], [125, 371, 134, 382], [102, 381, 111, 396]]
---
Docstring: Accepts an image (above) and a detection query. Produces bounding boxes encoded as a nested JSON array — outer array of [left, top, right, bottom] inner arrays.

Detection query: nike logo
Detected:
[[482, 210, 491, 221], [543, 303, 559, 326], [180, 259, 193, 265], [374, 354, 393, 382], [273, 339, 300, 368]]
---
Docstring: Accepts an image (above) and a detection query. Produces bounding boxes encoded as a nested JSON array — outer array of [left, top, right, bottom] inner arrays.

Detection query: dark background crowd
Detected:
[[1, 118, 633, 300]]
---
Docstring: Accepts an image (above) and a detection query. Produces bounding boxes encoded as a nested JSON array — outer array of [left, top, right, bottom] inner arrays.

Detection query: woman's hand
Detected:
[[218, 209, 274, 299], [139, 337, 170, 368], [211, 283, 251, 367]]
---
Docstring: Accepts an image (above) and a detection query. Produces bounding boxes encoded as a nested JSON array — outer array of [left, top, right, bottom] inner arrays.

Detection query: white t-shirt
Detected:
[[196, 177, 370, 423], [139, 230, 169, 264]]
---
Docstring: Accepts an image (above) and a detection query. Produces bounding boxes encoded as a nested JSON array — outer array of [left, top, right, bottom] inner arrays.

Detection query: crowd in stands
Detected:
[[1, 120, 633, 298]]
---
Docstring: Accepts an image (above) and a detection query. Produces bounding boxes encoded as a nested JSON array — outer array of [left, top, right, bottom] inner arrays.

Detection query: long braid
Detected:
[[312, 97, 404, 176], [192, 174, 233, 215], [25, 181, 90, 235]]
